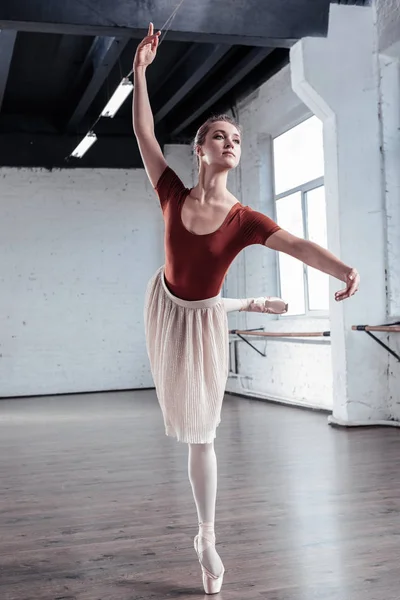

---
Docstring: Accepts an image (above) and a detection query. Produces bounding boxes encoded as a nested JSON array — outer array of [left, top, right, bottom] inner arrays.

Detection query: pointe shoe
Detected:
[[240, 296, 288, 315], [194, 523, 225, 595]]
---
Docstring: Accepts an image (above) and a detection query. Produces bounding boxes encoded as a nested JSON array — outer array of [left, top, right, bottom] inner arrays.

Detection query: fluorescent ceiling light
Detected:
[[101, 77, 134, 118], [71, 131, 97, 158]]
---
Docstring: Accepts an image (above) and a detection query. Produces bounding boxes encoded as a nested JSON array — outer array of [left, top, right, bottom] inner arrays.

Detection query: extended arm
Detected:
[[265, 229, 359, 301]]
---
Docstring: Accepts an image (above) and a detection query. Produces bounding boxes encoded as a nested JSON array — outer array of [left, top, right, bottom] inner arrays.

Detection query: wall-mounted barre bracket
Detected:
[[230, 328, 266, 357], [235, 333, 266, 357], [230, 325, 400, 361], [352, 323, 400, 362]]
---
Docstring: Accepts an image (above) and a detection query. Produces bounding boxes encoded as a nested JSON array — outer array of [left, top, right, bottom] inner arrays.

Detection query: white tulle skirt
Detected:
[[144, 266, 229, 444]]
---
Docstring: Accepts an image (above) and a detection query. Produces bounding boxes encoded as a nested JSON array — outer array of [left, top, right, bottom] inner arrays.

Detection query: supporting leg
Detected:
[[188, 441, 224, 577]]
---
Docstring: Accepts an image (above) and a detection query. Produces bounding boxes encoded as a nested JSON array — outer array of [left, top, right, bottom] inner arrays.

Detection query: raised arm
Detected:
[[133, 23, 167, 188]]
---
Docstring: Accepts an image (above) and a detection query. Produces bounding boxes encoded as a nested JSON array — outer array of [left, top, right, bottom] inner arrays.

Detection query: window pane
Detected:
[[273, 116, 324, 196], [275, 192, 305, 315], [306, 186, 329, 311]]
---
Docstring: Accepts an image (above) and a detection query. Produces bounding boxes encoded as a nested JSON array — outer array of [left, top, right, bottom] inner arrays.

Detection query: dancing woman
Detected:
[[133, 24, 360, 595]]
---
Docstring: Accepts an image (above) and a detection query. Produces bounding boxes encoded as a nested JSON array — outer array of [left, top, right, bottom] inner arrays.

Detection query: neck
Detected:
[[192, 164, 229, 203]]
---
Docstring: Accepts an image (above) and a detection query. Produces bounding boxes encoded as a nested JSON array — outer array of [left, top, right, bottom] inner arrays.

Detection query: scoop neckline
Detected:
[[180, 188, 241, 237]]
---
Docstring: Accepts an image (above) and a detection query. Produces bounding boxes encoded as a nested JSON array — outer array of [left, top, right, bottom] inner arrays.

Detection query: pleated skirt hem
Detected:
[[144, 266, 229, 444]]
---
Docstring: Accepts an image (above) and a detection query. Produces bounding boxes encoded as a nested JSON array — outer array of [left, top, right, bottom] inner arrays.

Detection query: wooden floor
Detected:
[[1, 390, 400, 600]]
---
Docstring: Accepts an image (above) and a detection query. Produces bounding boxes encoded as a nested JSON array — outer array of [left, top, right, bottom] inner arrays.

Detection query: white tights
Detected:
[[186, 296, 258, 575], [221, 297, 248, 312], [188, 442, 223, 575]]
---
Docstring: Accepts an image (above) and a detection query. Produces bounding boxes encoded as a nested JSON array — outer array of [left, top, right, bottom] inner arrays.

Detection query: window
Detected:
[[273, 116, 329, 316]]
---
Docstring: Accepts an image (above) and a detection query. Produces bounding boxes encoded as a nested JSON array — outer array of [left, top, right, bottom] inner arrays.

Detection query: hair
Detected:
[[193, 114, 242, 167]]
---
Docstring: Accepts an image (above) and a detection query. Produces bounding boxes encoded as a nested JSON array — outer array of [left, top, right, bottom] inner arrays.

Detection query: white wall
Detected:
[[374, 0, 400, 416], [2, 4, 399, 415], [376, 0, 400, 53], [0, 145, 193, 398], [291, 4, 391, 425], [226, 3, 400, 417], [379, 52, 400, 415], [225, 65, 333, 410]]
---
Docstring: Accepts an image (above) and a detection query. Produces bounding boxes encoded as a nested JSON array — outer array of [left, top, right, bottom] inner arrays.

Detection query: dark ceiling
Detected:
[[0, 0, 369, 169]]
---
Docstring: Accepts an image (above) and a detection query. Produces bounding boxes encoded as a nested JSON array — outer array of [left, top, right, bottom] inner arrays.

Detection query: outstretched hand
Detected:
[[335, 267, 360, 302], [133, 23, 161, 69]]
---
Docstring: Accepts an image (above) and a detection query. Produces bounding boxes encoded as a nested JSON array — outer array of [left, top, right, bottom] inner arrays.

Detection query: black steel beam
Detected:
[[150, 44, 196, 97], [174, 49, 289, 142], [171, 47, 274, 136], [335, 1, 370, 4], [0, 131, 145, 169], [0, 30, 17, 112], [0, 0, 332, 48], [153, 44, 230, 124], [66, 36, 129, 131]]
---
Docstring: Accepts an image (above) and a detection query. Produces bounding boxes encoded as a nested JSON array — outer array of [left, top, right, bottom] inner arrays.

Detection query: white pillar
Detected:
[[290, 5, 390, 424]]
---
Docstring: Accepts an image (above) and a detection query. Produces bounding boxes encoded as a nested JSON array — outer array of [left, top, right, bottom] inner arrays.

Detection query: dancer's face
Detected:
[[197, 121, 241, 170]]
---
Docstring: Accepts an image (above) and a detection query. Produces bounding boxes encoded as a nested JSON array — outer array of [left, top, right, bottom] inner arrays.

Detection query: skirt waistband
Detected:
[[160, 267, 221, 309]]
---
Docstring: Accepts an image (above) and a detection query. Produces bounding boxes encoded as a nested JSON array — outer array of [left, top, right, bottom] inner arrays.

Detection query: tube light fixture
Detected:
[[71, 131, 97, 158], [101, 77, 134, 118]]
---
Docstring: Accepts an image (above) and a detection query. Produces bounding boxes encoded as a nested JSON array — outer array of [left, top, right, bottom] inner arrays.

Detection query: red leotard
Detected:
[[155, 166, 281, 301]]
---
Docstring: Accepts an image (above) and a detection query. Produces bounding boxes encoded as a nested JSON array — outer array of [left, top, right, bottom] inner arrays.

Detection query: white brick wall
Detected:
[[375, 0, 400, 417], [375, 0, 400, 53], [1, 54, 397, 415], [224, 65, 333, 410], [0, 167, 165, 397]]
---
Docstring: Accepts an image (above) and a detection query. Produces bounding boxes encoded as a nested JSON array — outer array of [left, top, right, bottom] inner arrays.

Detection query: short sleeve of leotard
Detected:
[[154, 166, 187, 211], [239, 206, 281, 246]]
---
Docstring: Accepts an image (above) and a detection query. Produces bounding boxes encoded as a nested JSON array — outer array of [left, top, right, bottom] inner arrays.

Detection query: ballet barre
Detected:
[[230, 323, 400, 362], [230, 330, 331, 338], [352, 324, 400, 333], [229, 328, 331, 357], [352, 322, 400, 362]]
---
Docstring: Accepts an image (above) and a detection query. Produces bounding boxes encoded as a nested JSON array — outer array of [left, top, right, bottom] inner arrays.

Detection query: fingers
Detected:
[[139, 32, 161, 46], [334, 268, 360, 302], [148, 23, 161, 38], [139, 33, 161, 46], [137, 33, 161, 55], [336, 286, 351, 301], [335, 286, 345, 301], [349, 281, 358, 295], [335, 281, 359, 301], [335, 292, 349, 301], [347, 273, 360, 297]]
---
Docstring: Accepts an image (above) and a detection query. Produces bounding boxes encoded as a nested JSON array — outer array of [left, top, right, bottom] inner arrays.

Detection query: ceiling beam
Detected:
[[0, 131, 144, 169], [66, 36, 129, 131], [0, 30, 17, 112], [0, 0, 332, 48], [153, 44, 230, 124], [170, 47, 274, 136], [150, 44, 197, 97]]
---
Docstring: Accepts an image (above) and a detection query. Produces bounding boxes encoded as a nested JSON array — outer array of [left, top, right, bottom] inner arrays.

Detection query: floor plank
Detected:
[[1, 390, 399, 599]]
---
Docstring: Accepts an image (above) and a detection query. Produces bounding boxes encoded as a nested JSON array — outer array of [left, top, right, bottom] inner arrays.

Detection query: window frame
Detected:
[[273, 175, 328, 319]]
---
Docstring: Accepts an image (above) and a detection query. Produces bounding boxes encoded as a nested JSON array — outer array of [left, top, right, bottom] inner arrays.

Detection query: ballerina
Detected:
[[133, 23, 359, 595]]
